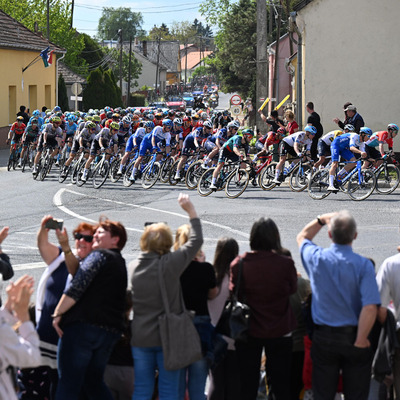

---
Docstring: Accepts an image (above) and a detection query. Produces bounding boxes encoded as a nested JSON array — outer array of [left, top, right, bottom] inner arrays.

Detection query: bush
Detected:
[[129, 94, 146, 107]]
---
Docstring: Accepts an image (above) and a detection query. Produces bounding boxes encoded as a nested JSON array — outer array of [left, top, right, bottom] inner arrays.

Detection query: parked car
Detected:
[[166, 96, 186, 111], [182, 92, 195, 108]]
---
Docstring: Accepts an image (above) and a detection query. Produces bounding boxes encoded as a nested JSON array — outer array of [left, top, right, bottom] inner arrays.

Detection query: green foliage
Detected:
[[58, 74, 69, 111], [192, 66, 209, 78], [83, 67, 122, 110], [129, 94, 146, 107], [97, 7, 145, 41], [147, 24, 172, 41], [0, 0, 86, 73], [169, 21, 197, 42], [199, 0, 232, 28], [79, 34, 104, 68], [205, 0, 257, 99]]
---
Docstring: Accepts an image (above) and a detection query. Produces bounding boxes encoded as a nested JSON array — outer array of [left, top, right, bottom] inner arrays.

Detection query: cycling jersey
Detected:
[[320, 130, 343, 146], [152, 126, 171, 147], [366, 131, 393, 149], [223, 135, 248, 153], [24, 125, 39, 138], [95, 128, 117, 144], [65, 122, 78, 137], [43, 123, 63, 139], [118, 122, 132, 137], [27, 116, 44, 129], [10, 122, 26, 136], [330, 133, 364, 162], [282, 131, 312, 150], [259, 131, 281, 147], [77, 128, 96, 143]]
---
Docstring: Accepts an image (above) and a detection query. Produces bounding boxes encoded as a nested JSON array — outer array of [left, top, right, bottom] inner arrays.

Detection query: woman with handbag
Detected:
[[129, 194, 203, 400], [173, 225, 218, 400], [230, 217, 298, 400]]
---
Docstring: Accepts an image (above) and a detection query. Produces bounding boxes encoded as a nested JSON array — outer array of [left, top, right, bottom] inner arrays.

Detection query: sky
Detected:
[[73, 0, 207, 37]]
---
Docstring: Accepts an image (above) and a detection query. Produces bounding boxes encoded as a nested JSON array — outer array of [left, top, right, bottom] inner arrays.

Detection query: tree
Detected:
[[0, 0, 86, 73], [147, 24, 172, 40], [58, 74, 69, 111], [83, 67, 122, 110], [79, 34, 105, 68], [169, 21, 197, 42], [97, 7, 145, 40]]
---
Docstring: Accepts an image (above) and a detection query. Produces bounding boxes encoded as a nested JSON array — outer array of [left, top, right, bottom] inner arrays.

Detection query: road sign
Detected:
[[231, 105, 241, 116], [70, 96, 83, 101], [230, 94, 242, 106], [71, 82, 83, 96]]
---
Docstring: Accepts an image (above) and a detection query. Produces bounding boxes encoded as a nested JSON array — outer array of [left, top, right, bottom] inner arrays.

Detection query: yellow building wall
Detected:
[[0, 48, 57, 127]]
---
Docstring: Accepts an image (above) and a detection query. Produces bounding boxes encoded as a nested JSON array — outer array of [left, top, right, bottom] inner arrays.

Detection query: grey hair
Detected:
[[329, 210, 357, 245]]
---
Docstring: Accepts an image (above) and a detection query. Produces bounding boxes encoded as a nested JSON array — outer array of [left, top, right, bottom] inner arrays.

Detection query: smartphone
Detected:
[[144, 222, 167, 227], [45, 218, 64, 230]]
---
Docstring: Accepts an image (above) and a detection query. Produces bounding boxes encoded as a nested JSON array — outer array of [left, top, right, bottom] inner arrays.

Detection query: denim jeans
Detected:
[[55, 322, 119, 400], [131, 346, 181, 400], [179, 357, 208, 400]]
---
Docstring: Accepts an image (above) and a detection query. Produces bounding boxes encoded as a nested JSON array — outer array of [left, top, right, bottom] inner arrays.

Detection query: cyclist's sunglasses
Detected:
[[74, 232, 93, 242]]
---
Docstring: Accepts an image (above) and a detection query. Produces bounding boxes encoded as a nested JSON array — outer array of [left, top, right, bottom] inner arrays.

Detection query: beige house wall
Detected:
[[296, 0, 400, 148], [0, 48, 57, 127]]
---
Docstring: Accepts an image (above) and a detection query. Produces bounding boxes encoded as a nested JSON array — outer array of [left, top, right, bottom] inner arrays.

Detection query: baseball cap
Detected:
[[344, 105, 357, 112]]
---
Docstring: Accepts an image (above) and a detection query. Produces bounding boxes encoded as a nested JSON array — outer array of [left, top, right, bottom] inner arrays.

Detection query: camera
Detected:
[[45, 218, 64, 230]]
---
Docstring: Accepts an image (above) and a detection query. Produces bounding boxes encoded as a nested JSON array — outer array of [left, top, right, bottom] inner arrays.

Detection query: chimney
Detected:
[[143, 40, 147, 57]]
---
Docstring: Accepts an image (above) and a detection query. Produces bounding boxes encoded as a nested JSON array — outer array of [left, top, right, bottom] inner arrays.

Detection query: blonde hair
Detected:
[[173, 224, 191, 251], [284, 110, 295, 121], [140, 223, 173, 255]]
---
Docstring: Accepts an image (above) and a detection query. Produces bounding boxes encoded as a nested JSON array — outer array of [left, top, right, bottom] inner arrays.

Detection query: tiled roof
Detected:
[[58, 62, 86, 84], [0, 9, 65, 53], [181, 51, 213, 70], [136, 41, 180, 72], [293, 0, 315, 11]]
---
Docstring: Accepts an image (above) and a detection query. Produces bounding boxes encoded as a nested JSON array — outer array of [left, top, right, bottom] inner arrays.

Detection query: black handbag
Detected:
[[215, 257, 250, 342]]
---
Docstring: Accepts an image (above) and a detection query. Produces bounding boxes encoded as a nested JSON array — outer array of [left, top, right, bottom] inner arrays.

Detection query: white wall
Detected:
[[297, 0, 400, 148]]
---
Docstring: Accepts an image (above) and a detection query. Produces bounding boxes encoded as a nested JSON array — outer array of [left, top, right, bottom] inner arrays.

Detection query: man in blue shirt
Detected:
[[297, 211, 381, 400]]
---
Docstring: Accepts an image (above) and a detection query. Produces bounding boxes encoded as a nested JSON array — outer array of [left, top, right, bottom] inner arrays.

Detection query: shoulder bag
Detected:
[[158, 266, 203, 371], [215, 257, 250, 342]]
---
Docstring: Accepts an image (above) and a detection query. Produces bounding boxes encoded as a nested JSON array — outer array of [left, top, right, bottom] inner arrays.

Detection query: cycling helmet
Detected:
[[304, 125, 317, 135], [32, 109, 40, 117], [344, 124, 355, 132], [228, 120, 240, 129], [155, 112, 163, 119], [110, 122, 120, 130], [56, 111, 63, 117], [112, 113, 120, 119], [277, 127, 287, 136], [360, 127, 373, 137], [106, 111, 113, 119], [92, 115, 101, 123], [122, 116, 132, 124], [242, 128, 254, 140], [173, 118, 183, 126], [203, 120, 213, 129], [85, 121, 95, 129], [163, 110, 168, 117], [132, 114, 140, 121], [162, 119, 173, 128], [104, 106, 111, 113], [31, 118, 38, 125], [67, 115, 75, 122], [86, 116, 94, 122], [52, 106, 61, 113], [17, 116, 24, 121], [134, 109, 141, 116], [183, 116, 190, 122], [145, 121, 155, 129], [51, 116, 61, 124], [201, 112, 208, 120], [120, 109, 127, 116], [168, 110, 176, 117], [388, 123, 399, 132]]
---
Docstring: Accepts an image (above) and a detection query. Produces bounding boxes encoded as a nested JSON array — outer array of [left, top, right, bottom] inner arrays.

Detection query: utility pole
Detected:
[[70, 0, 74, 29], [256, 0, 269, 133], [127, 36, 132, 107], [46, 0, 50, 39], [118, 29, 123, 104], [184, 39, 188, 89], [155, 36, 161, 100], [272, 4, 282, 110]]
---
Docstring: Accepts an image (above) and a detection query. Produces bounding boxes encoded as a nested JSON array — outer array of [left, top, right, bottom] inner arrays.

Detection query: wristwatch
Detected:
[[316, 215, 326, 226]]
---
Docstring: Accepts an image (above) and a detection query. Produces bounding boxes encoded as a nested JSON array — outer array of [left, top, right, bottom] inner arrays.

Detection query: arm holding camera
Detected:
[[37, 215, 61, 265], [55, 228, 80, 276]]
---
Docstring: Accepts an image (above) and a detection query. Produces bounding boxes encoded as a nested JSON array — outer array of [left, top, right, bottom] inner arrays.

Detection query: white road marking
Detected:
[[13, 262, 46, 271], [53, 188, 249, 238]]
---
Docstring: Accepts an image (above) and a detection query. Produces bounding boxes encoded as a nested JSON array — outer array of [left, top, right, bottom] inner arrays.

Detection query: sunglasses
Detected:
[[74, 232, 93, 242]]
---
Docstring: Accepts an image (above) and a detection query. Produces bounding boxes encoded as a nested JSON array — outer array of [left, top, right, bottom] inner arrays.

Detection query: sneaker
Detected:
[[272, 178, 281, 184], [174, 173, 181, 181], [32, 166, 37, 174], [327, 185, 338, 192], [55, 161, 60, 167], [81, 174, 87, 182], [116, 170, 123, 175], [17, 162, 22, 168], [210, 183, 217, 190], [201, 163, 208, 169], [129, 176, 135, 183]]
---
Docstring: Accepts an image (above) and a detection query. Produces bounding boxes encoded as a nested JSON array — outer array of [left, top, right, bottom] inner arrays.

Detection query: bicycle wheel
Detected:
[[109, 158, 122, 183], [289, 164, 312, 192], [92, 160, 110, 189], [197, 168, 215, 197], [168, 160, 181, 186], [123, 161, 135, 187], [307, 169, 331, 200], [185, 161, 204, 190], [225, 169, 249, 199], [76, 161, 88, 187], [39, 156, 52, 181], [58, 164, 71, 183], [21, 150, 29, 172], [346, 169, 376, 201], [7, 151, 15, 171], [141, 162, 161, 189], [160, 157, 174, 183], [259, 163, 277, 190], [375, 164, 400, 194]]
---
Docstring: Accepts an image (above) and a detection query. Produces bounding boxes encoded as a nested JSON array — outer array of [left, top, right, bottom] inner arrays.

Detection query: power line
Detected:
[[74, 4, 200, 13], [75, 1, 202, 10]]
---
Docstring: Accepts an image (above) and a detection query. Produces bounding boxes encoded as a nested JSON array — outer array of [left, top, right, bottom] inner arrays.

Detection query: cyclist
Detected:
[[60, 121, 97, 177], [209, 129, 254, 190], [81, 122, 119, 182], [217, 110, 232, 129], [313, 125, 354, 170], [327, 127, 373, 192], [128, 119, 172, 183], [27, 109, 44, 130], [171, 117, 183, 153], [115, 116, 132, 153], [116, 121, 154, 175], [252, 127, 287, 164], [202, 120, 240, 168], [174, 120, 213, 180], [178, 116, 193, 149], [272, 126, 317, 184], [20, 118, 39, 166], [363, 123, 399, 168], [7, 116, 26, 161], [56, 115, 78, 166], [32, 116, 64, 175]]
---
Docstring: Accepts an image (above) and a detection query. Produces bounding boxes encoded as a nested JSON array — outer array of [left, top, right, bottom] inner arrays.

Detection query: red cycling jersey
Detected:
[[10, 122, 26, 136]]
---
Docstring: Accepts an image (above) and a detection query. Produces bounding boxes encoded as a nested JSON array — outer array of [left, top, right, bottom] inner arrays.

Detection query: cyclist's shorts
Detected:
[[139, 136, 152, 157], [11, 133, 23, 143], [117, 135, 127, 147], [204, 139, 216, 153], [279, 141, 297, 158], [317, 140, 330, 157], [22, 136, 37, 147], [365, 145, 381, 160], [126, 136, 139, 153], [90, 139, 108, 156], [330, 143, 353, 162], [218, 147, 239, 164], [255, 140, 265, 152]]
